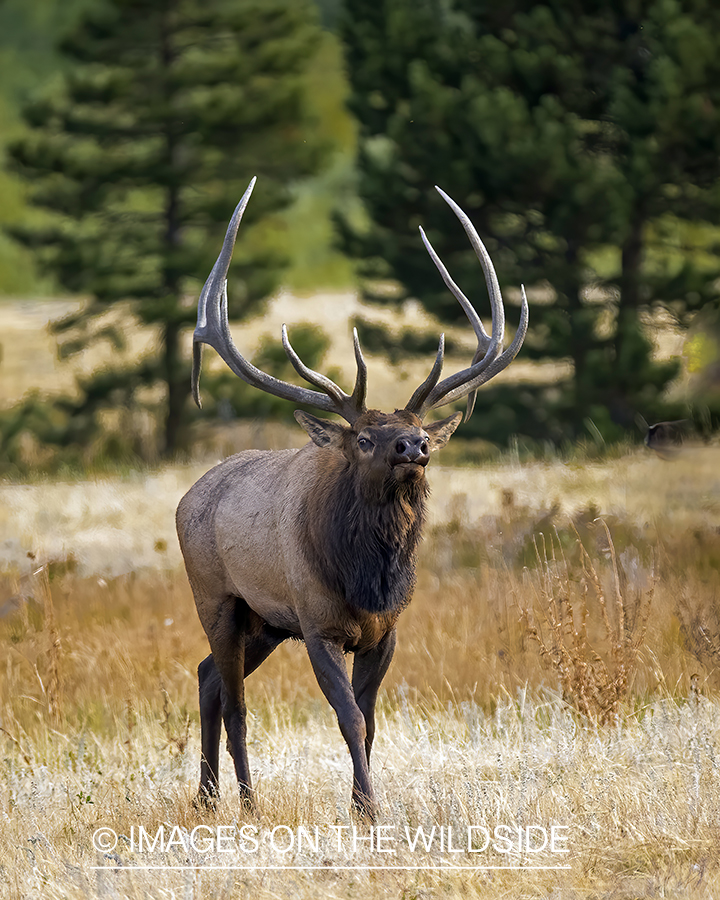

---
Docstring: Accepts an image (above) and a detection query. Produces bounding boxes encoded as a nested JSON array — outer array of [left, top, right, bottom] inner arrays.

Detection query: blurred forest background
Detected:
[[2, 0, 720, 473]]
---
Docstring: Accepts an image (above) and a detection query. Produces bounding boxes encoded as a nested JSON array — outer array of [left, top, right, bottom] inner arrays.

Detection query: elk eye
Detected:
[[358, 437, 373, 452]]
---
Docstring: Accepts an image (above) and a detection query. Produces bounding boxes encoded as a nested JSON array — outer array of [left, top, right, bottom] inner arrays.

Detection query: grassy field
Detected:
[[1, 442, 720, 897]]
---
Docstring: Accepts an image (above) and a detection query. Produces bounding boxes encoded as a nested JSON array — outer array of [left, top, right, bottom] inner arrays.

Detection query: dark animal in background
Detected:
[[644, 419, 688, 458], [176, 178, 528, 818]]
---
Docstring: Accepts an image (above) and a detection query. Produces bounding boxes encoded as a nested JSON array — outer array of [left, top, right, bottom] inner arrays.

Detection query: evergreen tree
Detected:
[[340, 0, 720, 444], [9, 0, 326, 456]]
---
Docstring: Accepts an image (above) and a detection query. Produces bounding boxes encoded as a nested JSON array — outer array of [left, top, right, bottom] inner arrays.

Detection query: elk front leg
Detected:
[[304, 633, 376, 819], [352, 628, 396, 766]]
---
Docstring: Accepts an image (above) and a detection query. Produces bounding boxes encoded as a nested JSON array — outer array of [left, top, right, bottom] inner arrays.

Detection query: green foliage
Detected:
[[314, 0, 346, 31], [7, 0, 328, 456], [340, 0, 720, 445], [276, 31, 360, 292], [0, 361, 159, 476], [0, 0, 96, 103], [0, 0, 102, 294]]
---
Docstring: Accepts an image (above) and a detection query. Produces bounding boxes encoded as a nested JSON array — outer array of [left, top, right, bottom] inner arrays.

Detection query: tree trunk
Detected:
[[615, 211, 645, 369], [564, 243, 590, 434]]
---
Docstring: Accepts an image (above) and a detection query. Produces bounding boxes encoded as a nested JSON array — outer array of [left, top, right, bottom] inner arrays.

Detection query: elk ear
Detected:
[[425, 411, 463, 451], [294, 410, 346, 449]]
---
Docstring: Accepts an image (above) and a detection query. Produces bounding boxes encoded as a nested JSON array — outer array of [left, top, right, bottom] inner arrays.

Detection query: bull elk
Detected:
[[176, 178, 528, 818]]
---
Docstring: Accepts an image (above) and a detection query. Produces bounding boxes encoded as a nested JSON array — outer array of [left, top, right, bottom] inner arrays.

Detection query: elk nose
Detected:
[[393, 436, 430, 467]]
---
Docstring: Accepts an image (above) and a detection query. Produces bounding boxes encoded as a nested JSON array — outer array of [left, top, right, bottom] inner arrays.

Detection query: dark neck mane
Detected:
[[300, 461, 428, 614]]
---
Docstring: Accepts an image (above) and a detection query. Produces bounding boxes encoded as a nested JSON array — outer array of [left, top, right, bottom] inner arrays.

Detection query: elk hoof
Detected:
[[238, 784, 258, 816], [351, 792, 377, 822], [193, 787, 219, 812]]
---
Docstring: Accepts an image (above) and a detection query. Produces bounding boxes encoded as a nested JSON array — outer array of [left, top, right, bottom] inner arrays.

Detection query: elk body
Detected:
[[176, 179, 528, 817]]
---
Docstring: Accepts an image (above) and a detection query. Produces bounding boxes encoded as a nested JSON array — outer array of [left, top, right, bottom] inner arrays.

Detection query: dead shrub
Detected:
[[519, 521, 654, 724]]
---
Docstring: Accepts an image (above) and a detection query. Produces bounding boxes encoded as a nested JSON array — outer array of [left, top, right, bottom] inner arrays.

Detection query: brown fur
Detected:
[[298, 448, 427, 617]]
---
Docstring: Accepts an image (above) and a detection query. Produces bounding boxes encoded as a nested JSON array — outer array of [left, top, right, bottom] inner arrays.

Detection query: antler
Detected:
[[405, 187, 529, 421], [192, 178, 368, 424]]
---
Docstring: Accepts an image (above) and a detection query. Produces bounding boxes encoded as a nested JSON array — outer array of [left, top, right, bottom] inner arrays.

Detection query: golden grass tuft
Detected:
[[520, 522, 654, 724]]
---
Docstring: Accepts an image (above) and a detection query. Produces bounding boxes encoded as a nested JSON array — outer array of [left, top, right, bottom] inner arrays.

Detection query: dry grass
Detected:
[[2, 447, 720, 896], [520, 523, 654, 724], [2, 686, 720, 898], [676, 573, 720, 690]]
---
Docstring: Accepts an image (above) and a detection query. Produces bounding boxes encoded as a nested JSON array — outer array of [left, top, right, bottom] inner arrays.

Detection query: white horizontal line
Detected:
[[91, 864, 572, 871]]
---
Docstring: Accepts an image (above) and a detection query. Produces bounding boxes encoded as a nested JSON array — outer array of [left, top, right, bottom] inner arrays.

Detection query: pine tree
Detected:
[[9, 0, 326, 456], [340, 0, 720, 444]]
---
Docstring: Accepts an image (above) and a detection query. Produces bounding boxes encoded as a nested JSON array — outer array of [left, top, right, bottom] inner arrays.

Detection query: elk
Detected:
[[644, 419, 688, 458], [176, 178, 528, 818]]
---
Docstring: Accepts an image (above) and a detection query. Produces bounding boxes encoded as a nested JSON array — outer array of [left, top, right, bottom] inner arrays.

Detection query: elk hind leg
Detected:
[[352, 628, 397, 766], [196, 653, 223, 806], [198, 596, 255, 809], [196, 609, 288, 807]]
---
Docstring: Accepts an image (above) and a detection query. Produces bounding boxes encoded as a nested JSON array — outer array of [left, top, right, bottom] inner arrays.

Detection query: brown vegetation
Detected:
[[2, 471, 719, 732], [520, 523, 654, 723]]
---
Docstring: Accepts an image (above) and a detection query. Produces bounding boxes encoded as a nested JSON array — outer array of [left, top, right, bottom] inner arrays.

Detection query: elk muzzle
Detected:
[[390, 434, 430, 481]]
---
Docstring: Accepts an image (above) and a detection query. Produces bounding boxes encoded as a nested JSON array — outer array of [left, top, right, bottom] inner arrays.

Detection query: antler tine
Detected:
[[406, 187, 527, 419], [442, 285, 529, 418], [418, 225, 494, 358], [417, 223, 501, 420], [192, 178, 366, 423], [192, 178, 258, 407], [405, 334, 445, 414], [282, 325, 367, 422], [280, 325, 358, 415], [350, 328, 368, 411]]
